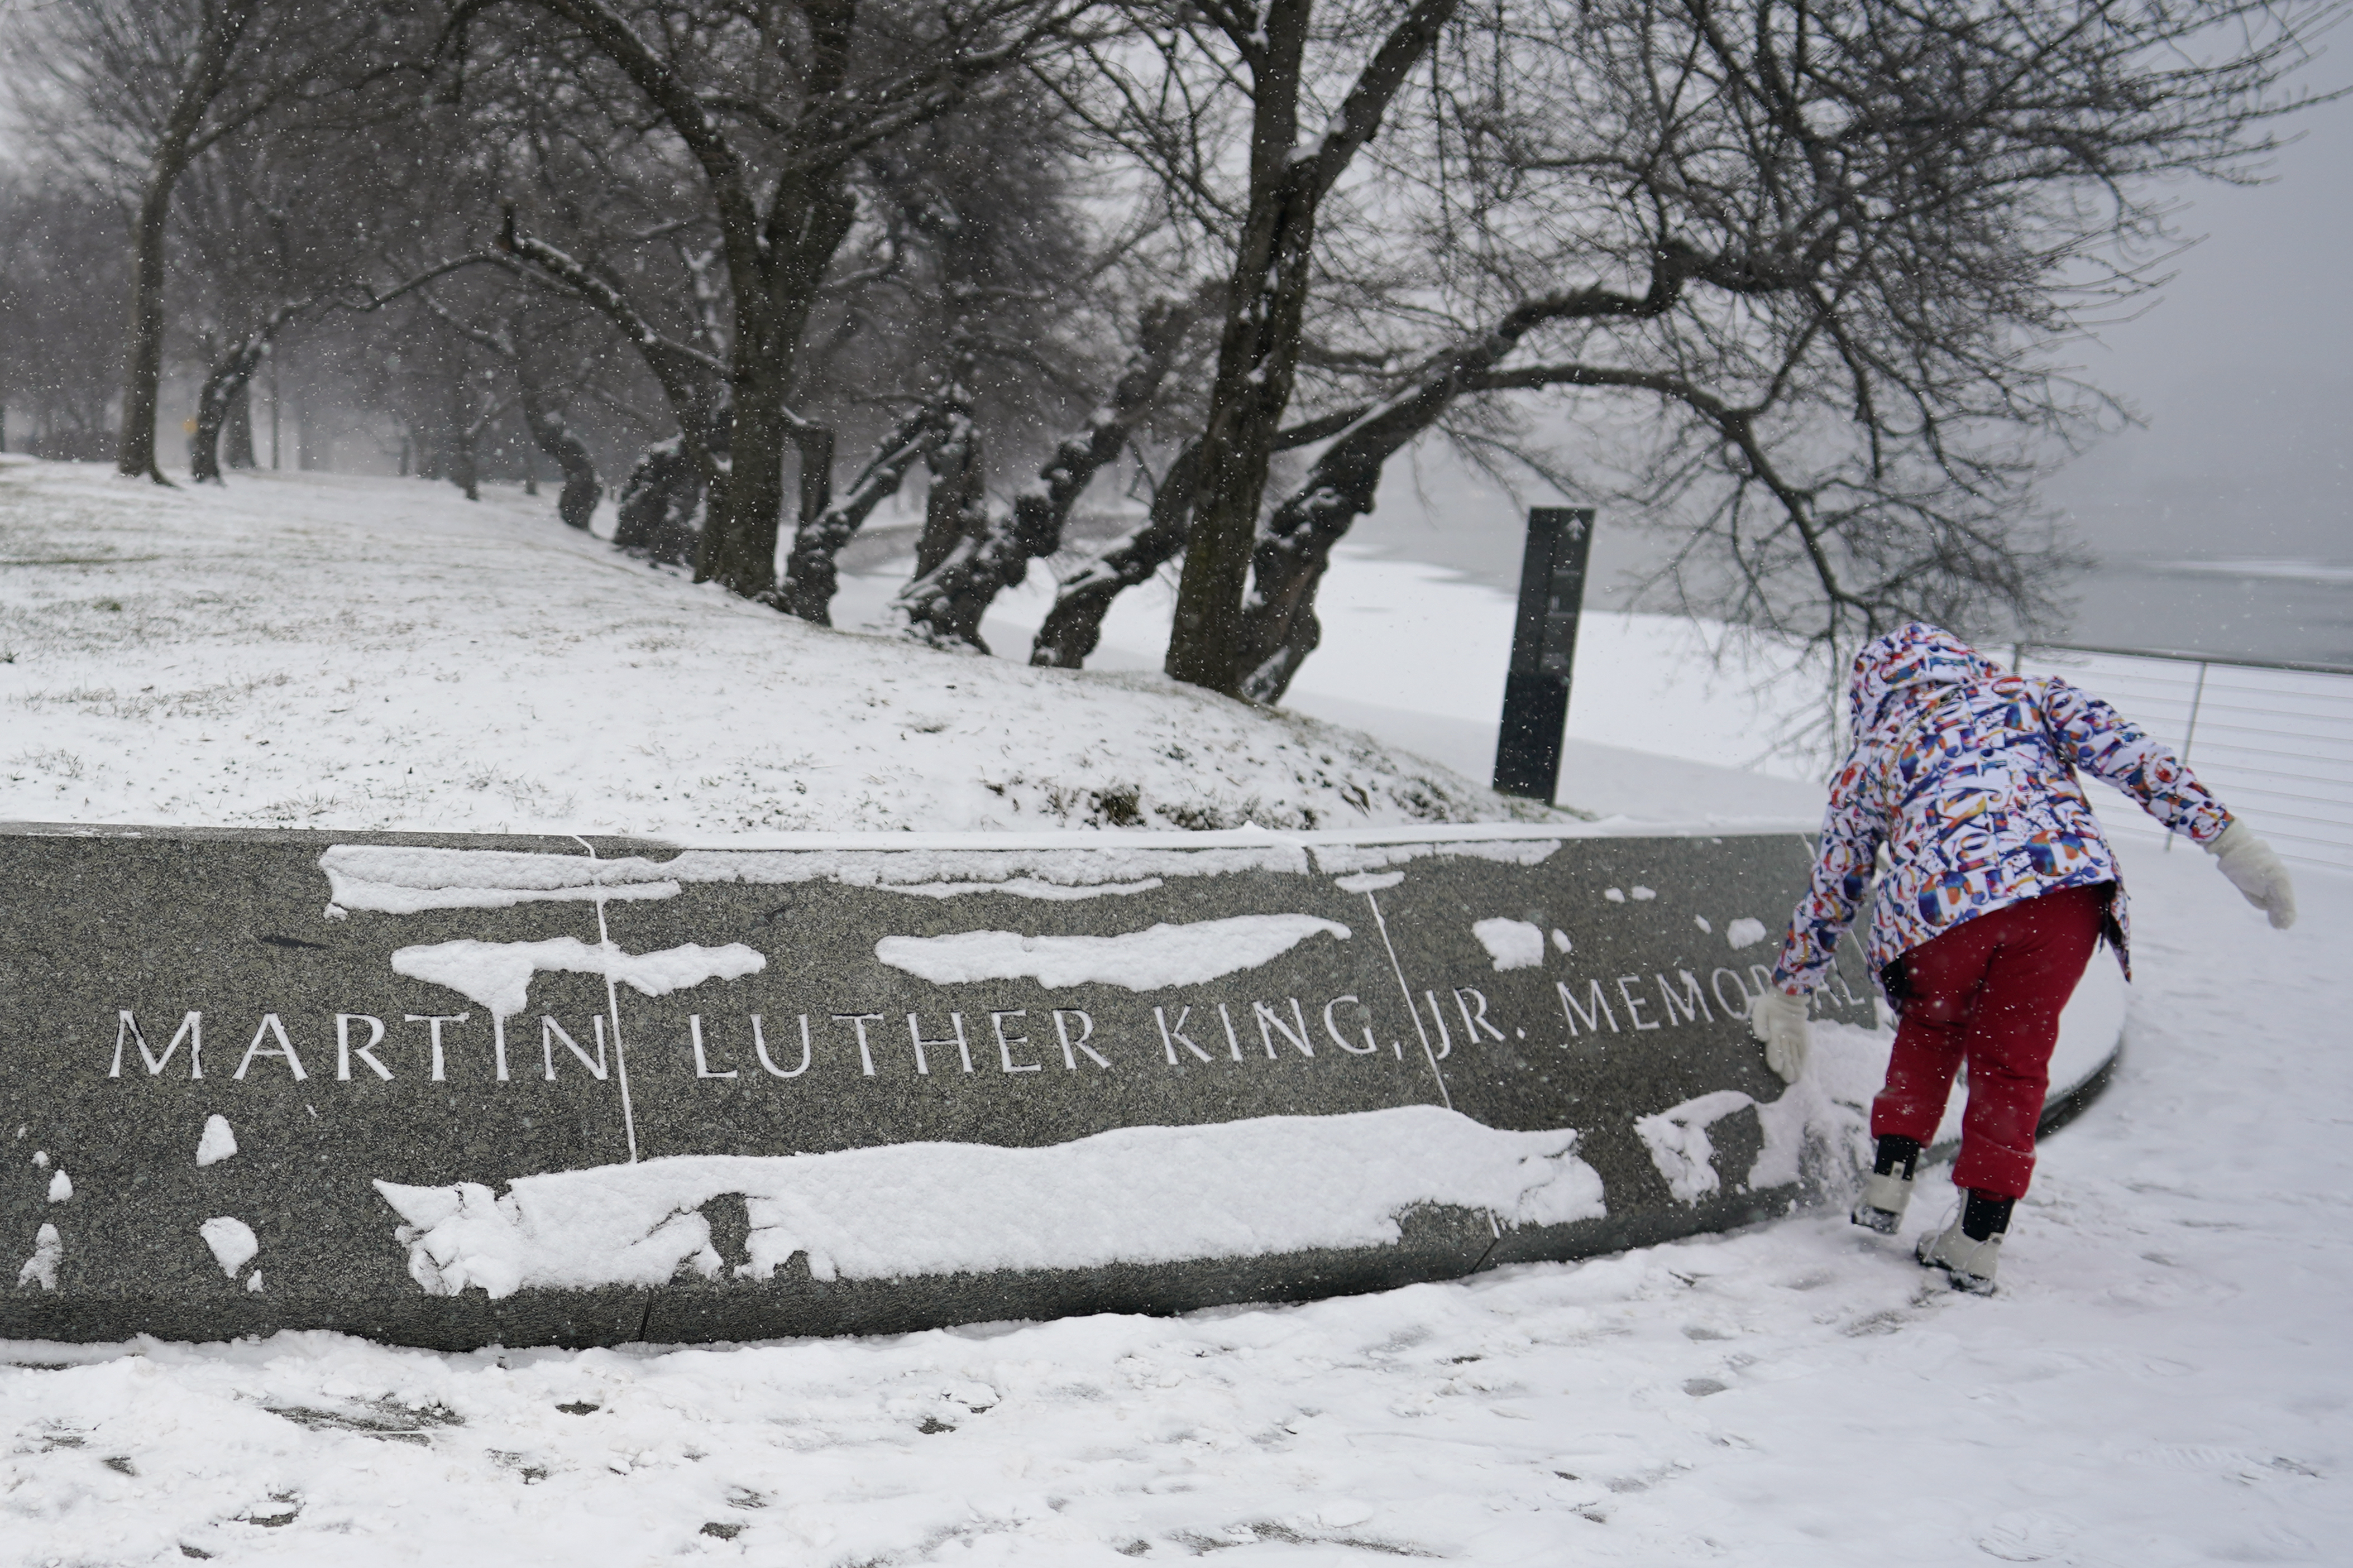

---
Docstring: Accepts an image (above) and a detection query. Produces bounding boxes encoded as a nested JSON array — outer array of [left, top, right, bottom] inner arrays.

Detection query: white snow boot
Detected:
[[1917, 1191, 2013, 1294], [1850, 1135, 1919, 1235]]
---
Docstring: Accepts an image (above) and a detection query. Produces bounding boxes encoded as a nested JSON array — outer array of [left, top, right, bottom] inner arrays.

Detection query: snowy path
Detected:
[[4, 845, 2343, 1565]]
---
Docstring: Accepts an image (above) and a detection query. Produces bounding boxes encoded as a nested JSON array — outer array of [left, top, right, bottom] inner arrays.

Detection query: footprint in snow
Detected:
[[1974, 1510, 2078, 1562]]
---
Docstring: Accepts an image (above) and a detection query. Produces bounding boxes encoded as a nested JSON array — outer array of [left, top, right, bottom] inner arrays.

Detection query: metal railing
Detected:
[[2012, 641, 2353, 873]]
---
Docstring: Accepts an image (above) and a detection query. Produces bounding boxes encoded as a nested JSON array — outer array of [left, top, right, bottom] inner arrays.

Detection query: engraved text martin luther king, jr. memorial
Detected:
[[0, 821, 2121, 1348]]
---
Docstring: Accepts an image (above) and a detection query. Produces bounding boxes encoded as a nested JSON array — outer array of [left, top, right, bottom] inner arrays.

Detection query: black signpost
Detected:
[[1493, 506, 1595, 801]]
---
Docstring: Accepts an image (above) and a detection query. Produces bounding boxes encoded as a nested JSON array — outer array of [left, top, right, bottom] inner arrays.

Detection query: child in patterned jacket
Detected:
[[1748, 624, 2296, 1293]]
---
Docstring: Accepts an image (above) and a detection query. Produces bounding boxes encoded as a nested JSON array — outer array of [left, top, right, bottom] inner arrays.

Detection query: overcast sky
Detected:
[[2039, 85, 2353, 561]]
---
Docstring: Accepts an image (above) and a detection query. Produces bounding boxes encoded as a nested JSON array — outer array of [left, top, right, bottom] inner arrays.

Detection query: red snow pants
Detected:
[[1872, 883, 2110, 1200]]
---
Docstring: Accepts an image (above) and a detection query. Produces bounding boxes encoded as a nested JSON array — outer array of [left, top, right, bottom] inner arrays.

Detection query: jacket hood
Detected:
[[1847, 622, 2007, 733]]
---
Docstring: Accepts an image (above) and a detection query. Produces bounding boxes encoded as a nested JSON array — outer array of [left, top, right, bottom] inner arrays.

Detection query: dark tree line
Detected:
[[1, 0, 2338, 711]]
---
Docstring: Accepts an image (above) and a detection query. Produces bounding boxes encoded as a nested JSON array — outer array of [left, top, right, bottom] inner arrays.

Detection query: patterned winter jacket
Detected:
[[1771, 624, 2231, 1005]]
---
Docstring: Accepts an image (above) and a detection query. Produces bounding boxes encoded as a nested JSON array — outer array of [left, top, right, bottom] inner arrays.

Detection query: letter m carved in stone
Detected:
[[109, 1010, 203, 1078]]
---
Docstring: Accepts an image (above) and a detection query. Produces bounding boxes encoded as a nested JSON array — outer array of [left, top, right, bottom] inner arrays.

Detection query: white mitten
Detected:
[[1747, 989, 1810, 1083], [2207, 820, 2297, 930]]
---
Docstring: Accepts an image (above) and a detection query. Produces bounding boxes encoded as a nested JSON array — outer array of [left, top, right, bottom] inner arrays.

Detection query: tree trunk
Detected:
[[189, 361, 240, 483], [113, 3, 255, 484], [614, 439, 704, 562], [189, 323, 284, 483], [515, 361, 601, 530], [899, 295, 1200, 650], [790, 423, 833, 555], [914, 401, 984, 582], [1235, 353, 1523, 704], [224, 381, 255, 468], [1159, 0, 1458, 694], [1161, 185, 1322, 692], [776, 405, 935, 624], [115, 178, 178, 483], [616, 405, 728, 564], [1156, 0, 1322, 693], [694, 175, 859, 599], [698, 306, 790, 591], [898, 405, 991, 646], [1030, 440, 1202, 669], [1026, 405, 1369, 669], [447, 375, 480, 501]]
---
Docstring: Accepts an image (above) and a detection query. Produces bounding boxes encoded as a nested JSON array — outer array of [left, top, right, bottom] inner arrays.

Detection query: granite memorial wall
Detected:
[[0, 821, 2110, 1348]]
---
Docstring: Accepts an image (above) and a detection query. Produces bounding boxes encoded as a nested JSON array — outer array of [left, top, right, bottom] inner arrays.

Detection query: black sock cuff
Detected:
[[1962, 1189, 2015, 1241], [1873, 1135, 1922, 1181]]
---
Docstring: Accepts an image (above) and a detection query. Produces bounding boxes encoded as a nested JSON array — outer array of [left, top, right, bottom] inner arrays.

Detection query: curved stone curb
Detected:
[[2032, 1036, 2124, 1141]]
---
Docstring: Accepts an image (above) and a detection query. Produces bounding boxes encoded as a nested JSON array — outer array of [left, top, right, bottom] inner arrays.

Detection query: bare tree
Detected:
[[483, 211, 730, 558], [0, 174, 131, 458], [174, 133, 330, 482], [514, 355, 606, 530], [1027, 406, 1357, 668], [1054, 0, 1461, 693], [414, 292, 606, 526], [777, 88, 1141, 636], [773, 402, 939, 617], [10, 0, 395, 482], [1039, 0, 2340, 703], [442, 0, 1110, 601], [457, 44, 1122, 601], [1393, 1, 2338, 688], [187, 304, 297, 482], [894, 286, 1204, 647]]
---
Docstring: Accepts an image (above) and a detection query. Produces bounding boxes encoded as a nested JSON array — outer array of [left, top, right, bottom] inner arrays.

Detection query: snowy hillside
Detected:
[[0, 462, 1558, 836]]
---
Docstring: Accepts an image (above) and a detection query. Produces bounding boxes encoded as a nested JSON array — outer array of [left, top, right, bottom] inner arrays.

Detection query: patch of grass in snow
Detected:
[[460, 765, 576, 817], [489, 1450, 552, 1483], [258, 790, 344, 823], [9, 746, 85, 780], [1168, 1522, 1439, 1557], [13, 672, 294, 722]]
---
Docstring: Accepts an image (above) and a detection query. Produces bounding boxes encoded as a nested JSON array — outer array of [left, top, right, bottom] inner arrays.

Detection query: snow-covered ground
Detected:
[[3, 464, 2345, 1564]]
